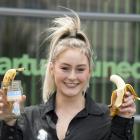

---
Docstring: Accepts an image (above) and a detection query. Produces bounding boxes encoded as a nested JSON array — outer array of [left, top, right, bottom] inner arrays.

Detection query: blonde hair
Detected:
[[43, 12, 93, 102]]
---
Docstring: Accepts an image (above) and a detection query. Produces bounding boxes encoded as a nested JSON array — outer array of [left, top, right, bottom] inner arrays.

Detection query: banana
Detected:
[[1, 68, 25, 112], [109, 74, 140, 117], [2, 68, 25, 90]]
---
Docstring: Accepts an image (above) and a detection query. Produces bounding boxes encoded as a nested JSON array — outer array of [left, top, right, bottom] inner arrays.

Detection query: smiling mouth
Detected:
[[64, 82, 79, 88]]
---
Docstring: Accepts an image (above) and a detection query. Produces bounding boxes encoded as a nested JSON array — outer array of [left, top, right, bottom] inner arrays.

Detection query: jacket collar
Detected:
[[41, 94, 55, 119], [41, 92, 106, 119], [86, 94, 107, 115]]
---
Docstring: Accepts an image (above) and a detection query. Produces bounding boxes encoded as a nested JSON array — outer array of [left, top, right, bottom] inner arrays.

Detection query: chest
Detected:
[[54, 115, 110, 140], [21, 112, 110, 140], [56, 117, 72, 140]]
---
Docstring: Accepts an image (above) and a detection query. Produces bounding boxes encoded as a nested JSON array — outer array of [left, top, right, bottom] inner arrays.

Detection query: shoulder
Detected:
[[86, 94, 110, 116], [21, 95, 55, 119], [21, 104, 46, 119], [86, 95, 111, 124], [92, 102, 110, 120], [25, 104, 41, 112], [24, 104, 41, 112], [96, 103, 110, 114]]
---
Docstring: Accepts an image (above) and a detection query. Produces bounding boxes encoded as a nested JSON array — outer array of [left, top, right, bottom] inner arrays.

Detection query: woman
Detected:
[[0, 12, 136, 140]]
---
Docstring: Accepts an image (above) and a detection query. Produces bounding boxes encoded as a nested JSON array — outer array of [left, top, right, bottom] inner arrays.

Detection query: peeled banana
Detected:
[[109, 74, 140, 117], [1, 68, 25, 112]]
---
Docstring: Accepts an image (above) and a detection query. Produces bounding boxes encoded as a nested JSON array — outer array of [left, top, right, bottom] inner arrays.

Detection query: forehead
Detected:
[[56, 48, 89, 65]]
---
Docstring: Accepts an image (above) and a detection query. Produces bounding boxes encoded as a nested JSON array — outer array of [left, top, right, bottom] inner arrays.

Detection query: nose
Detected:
[[68, 70, 76, 80]]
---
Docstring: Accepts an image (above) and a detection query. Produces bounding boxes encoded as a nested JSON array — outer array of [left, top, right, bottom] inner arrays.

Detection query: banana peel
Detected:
[[2, 68, 25, 112], [2, 68, 25, 89], [109, 74, 140, 117]]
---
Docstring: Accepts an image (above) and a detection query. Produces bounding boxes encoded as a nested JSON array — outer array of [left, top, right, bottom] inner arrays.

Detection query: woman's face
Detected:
[[51, 48, 90, 98]]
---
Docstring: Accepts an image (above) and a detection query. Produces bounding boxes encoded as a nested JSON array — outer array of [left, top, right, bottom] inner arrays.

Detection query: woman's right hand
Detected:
[[0, 89, 26, 125], [0, 89, 10, 119]]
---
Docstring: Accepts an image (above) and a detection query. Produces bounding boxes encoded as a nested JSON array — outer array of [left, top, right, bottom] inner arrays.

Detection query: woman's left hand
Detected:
[[118, 91, 136, 118]]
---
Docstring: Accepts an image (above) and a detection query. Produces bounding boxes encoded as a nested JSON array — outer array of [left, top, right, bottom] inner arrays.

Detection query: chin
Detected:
[[62, 90, 82, 97]]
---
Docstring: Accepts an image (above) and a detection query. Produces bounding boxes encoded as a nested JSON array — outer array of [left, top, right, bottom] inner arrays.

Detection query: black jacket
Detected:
[[0, 94, 134, 140]]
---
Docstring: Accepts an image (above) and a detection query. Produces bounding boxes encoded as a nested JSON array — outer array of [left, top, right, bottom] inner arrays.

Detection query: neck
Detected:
[[55, 92, 85, 113]]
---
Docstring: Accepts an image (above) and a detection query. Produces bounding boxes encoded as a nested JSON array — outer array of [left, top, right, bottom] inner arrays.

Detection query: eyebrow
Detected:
[[60, 63, 87, 67]]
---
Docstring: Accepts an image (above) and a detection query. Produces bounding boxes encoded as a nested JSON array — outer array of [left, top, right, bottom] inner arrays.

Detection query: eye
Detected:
[[61, 67, 69, 71], [77, 68, 85, 72]]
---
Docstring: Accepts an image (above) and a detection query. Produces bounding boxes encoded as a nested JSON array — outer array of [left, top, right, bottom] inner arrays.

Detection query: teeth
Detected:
[[65, 83, 78, 88]]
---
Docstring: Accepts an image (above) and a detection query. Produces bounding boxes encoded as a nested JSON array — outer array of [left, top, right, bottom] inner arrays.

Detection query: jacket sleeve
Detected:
[[110, 116, 134, 140], [0, 120, 23, 140], [99, 104, 134, 140]]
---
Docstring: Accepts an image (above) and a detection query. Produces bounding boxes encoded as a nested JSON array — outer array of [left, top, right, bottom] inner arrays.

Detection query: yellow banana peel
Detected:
[[2, 68, 25, 89], [109, 74, 140, 117], [2, 68, 25, 112]]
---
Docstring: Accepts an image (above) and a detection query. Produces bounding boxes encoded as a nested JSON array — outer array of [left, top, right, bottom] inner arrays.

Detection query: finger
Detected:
[[123, 94, 134, 102], [0, 96, 7, 113], [119, 106, 136, 114], [0, 102, 4, 112], [0, 95, 7, 105], [0, 109, 3, 114], [18, 95, 26, 105], [122, 98, 135, 107], [0, 89, 3, 95], [0, 90, 6, 105], [0, 90, 11, 113], [0, 89, 7, 103], [120, 102, 136, 110], [22, 95, 26, 101], [0, 95, 2, 102], [124, 91, 135, 101], [124, 91, 131, 97], [0, 89, 4, 100]]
